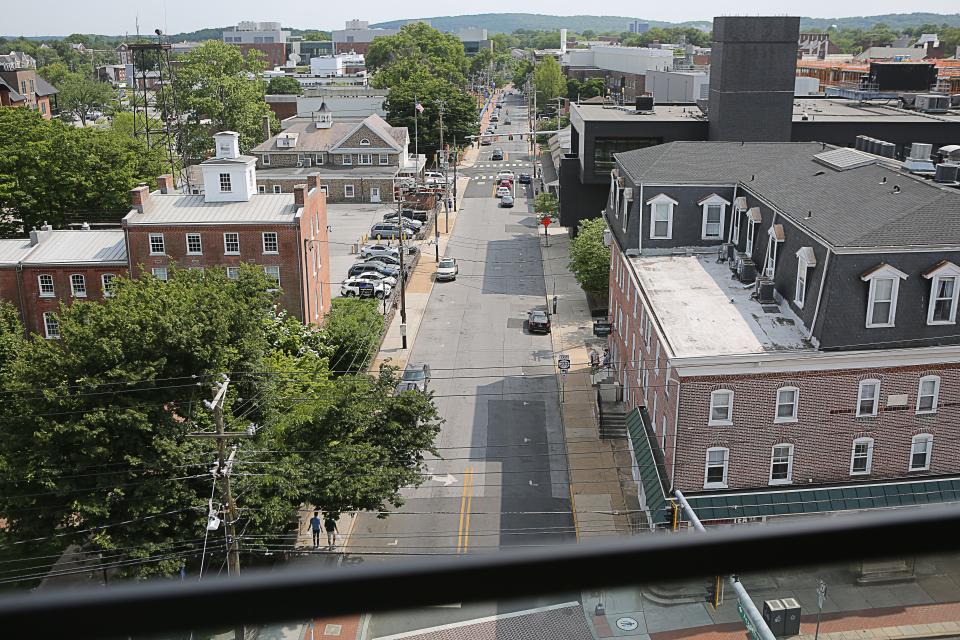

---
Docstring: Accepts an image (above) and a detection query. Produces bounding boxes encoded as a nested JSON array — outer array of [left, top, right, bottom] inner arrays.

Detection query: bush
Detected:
[[568, 218, 611, 297], [319, 298, 385, 374]]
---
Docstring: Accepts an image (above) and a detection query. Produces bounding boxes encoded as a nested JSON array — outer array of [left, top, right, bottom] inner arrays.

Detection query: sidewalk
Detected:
[[537, 225, 634, 541]]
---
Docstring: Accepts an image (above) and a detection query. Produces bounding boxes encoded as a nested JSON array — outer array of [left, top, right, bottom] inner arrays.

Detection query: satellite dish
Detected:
[[288, 53, 300, 66]]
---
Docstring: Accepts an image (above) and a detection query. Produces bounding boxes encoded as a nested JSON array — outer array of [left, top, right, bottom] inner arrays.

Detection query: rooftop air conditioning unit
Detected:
[[934, 163, 960, 184], [916, 94, 950, 114], [718, 242, 734, 263], [902, 142, 936, 173], [737, 257, 757, 284], [755, 277, 777, 304]]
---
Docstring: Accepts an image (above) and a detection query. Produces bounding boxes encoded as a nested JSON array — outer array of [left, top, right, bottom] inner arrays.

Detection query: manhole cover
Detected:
[[616, 617, 639, 631]]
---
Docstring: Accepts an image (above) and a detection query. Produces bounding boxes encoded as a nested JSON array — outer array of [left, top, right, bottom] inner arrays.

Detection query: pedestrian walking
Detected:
[[601, 348, 611, 369], [307, 511, 322, 548], [324, 513, 339, 549]]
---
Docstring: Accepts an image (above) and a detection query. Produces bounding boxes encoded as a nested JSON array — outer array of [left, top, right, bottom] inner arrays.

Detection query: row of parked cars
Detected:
[[340, 207, 430, 299]]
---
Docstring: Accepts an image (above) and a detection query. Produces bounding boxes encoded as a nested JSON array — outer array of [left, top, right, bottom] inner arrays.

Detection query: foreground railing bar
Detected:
[[2, 504, 959, 639]]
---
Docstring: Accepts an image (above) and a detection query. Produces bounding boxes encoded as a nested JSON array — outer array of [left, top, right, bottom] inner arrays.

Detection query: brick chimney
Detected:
[[130, 183, 151, 213], [293, 183, 307, 207], [156, 174, 174, 194], [262, 114, 272, 143], [307, 174, 320, 192]]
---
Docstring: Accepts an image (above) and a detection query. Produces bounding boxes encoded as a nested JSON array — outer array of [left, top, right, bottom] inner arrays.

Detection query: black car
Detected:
[[491, 148, 504, 161], [519, 173, 532, 184], [348, 262, 399, 278], [527, 309, 551, 334], [402, 208, 429, 222]]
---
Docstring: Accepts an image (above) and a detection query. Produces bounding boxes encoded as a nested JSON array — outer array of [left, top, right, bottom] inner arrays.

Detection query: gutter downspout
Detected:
[[728, 184, 739, 244], [671, 371, 681, 490], [807, 249, 832, 342], [15, 264, 27, 333], [295, 221, 306, 323], [637, 183, 643, 255]]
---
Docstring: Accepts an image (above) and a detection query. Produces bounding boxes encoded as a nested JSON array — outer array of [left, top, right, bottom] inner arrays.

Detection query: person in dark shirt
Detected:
[[324, 513, 339, 548]]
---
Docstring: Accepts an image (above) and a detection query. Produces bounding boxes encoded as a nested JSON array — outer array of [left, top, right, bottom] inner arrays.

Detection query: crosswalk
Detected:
[[473, 175, 534, 181], [472, 162, 529, 169]]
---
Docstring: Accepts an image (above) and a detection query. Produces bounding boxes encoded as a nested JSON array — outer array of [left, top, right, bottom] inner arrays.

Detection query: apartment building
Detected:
[[604, 140, 960, 525], [222, 21, 291, 67], [0, 52, 58, 119]]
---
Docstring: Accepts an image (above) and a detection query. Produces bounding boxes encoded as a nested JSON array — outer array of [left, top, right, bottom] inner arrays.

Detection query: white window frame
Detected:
[[359, 138, 371, 146], [43, 311, 60, 339], [916, 375, 940, 414], [909, 433, 933, 471], [775, 386, 799, 423], [769, 443, 794, 485], [704, 447, 729, 489], [148, 233, 165, 256], [262, 154, 271, 166], [70, 274, 87, 298], [151, 267, 168, 281], [101, 273, 116, 297], [924, 262, 960, 325], [709, 389, 734, 426], [219, 173, 232, 193], [273, 185, 282, 194], [226, 267, 240, 280], [862, 264, 907, 329], [258, 185, 266, 193], [357, 153, 373, 165], [262, 232, 279, 255], [698, 194, 729, 241], [263, 265, 281, 290], [794, 248, 816, 308], [320, 185, 329, 196], [850, 438, 874, 475], [186, 233, 202, 255], [379, 153, 389, 165], [38, 274, 55, 297], [732, 205, 743, 244], [316, 153, 326, 164], [223, 233, 240, 255], [856, 379, 880, 417], [746, 219, 756, 254], [646, 194, 676, 240], [344, 184, 355, 198], [342, 154, 352, 166], [764, 226, 783, 278]]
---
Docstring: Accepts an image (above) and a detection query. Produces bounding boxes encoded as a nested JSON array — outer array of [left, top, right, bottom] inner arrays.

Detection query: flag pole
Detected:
[[414, 96, 419, 186]]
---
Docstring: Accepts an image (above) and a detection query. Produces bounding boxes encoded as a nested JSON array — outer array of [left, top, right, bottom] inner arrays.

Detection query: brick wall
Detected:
[[237, 43, 287, 68], [257, 176, 397, 203], [0, 268, 21, 315], [19, 264, 127, 336]]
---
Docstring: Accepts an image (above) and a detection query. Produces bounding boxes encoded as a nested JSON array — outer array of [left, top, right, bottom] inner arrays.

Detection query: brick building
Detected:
[[0, 132, 331, 336], [0, 53, 58, 119], [252, 107, 420, 204], [222, 21, 291, 68], [603, 140, 960, 526]]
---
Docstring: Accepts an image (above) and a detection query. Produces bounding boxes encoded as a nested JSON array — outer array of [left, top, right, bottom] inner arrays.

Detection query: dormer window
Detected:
[[861, 263, 908, 328], [646, 193, 677, 240], [923, 261, 960, 325], [698, 194, 730, 240], [359, 138, 371, 146]]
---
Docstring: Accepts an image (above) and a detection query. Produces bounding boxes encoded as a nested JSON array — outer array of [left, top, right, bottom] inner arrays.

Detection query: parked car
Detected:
[[401, 208, 429, 222], [424, 171, 446, 184], [354, 270, 397, 287], [369, 223, 415, 241], [364, 254, 402, 267], [496, 170, 515, 182], [496, 186, 511, 198], [491, 149, 504, 161], [341, 279, 390, 299], [527, 309, 551, 333], [490, 114, 499, 122], [518, 173, 532, 184], [395, 362, 431, 394], [436, 258, 458, 281], [500, 195, 515, 208], [382, 212, 424, 230], [348, 262, 399, 278], [360, 243, 400, 260]]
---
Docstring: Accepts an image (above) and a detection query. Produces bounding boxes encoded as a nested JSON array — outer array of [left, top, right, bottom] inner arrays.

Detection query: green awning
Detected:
[[627, 405, 960, 524]]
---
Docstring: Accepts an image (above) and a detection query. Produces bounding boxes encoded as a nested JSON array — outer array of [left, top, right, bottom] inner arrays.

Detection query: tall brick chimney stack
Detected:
[[156, 174, 175, 194], [130, 183, 151, 213], [293, 183, 307, 207]]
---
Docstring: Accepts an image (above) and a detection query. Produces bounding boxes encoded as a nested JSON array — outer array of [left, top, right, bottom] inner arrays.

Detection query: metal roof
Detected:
[[0, 238, 36, 265], [20, 230, 126, 264], [627, 409, 669, 521], [124, 193, 300, 226]]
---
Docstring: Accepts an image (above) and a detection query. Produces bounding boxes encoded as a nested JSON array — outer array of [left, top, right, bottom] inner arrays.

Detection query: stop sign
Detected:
[[541, 216, 552, 228]]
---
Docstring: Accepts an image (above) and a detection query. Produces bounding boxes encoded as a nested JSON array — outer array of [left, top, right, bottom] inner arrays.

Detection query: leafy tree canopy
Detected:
[[384, 70, 477, 161], [368, 22, 469, 89], [533, 56, 565, 111], [568, 217, 611, 297], [266, 75, 304, 95]]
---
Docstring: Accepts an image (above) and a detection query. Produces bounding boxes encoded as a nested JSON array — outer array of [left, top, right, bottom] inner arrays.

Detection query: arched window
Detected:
[[359, 138, 371, 146]]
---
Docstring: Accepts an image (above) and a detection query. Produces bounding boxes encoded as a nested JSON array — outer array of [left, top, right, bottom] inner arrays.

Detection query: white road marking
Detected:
[[431, 473, 458, 486]]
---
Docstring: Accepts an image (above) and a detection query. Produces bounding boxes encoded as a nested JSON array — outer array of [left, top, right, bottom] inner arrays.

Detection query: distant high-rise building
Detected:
[[628, 20, 650, 34]]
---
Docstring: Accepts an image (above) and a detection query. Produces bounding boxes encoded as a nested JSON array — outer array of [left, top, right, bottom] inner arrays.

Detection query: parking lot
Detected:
[[326, 202, 432, 299]]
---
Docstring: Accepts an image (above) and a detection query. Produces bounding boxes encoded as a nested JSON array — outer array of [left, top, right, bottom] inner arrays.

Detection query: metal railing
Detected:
[[3, 504, 960, 639]]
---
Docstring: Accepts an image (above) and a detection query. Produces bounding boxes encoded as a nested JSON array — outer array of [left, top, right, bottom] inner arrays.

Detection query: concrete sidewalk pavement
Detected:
[[537, 225, 634, 542]]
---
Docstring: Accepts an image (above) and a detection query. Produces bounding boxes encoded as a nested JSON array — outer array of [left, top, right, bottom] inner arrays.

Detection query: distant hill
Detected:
[[799, 13, 960, 30], [371, 14, 710, 35]]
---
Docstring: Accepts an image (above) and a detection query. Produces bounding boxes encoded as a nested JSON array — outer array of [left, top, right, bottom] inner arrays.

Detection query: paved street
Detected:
[[347, 91, 578, 638]]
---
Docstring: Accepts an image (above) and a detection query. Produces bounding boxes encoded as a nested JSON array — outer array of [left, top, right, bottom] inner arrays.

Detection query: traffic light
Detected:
[[706, 576, 722, 608]]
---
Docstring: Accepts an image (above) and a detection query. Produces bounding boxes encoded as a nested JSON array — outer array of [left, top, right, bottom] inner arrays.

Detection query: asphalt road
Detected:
[[348, 93, 577, 637]]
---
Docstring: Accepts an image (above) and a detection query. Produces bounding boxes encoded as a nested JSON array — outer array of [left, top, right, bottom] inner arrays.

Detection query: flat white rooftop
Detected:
[[630, 254, 813, 358]]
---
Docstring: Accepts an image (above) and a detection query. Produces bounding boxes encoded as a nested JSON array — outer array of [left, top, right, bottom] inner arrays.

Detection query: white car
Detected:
[[355, 270, 398, 287], [341, 278, 391, 299], [496, 170, 515, 182], [361, 244, 400, 259], [436, 258, 458, 281], [424, 171, 447, 186], [496, 186, 511, 198]]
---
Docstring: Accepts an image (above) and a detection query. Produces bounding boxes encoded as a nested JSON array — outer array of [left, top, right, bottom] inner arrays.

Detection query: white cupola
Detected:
[[214, 131, 241, 159], [313, 101, 333, 129], [201, 132, 257, 203]]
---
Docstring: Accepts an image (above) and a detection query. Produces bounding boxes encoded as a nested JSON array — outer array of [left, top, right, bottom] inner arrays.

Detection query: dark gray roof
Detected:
[[34, 76, 58, 96], [616, 141, 960, 249], [0, 77, 24, 102]]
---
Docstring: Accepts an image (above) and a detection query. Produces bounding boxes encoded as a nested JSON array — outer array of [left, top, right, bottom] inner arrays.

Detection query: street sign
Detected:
[[558, 355, 570, 371], [541, 216, 552, 228], [593, 321, 612, 337], [738, 603, 760, 640]]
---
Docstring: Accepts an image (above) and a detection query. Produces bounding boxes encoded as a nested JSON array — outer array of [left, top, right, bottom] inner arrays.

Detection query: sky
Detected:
[[3, 0, 960, 36]]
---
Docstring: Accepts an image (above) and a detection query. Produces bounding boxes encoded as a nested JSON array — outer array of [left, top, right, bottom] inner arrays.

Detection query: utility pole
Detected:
[[452, 135, 458, 218], [438, 100, 447, 232], [398, 197, 408, 349]]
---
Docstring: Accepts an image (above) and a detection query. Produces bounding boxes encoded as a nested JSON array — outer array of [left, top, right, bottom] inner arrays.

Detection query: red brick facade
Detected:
[[607, 241, 959, 496], [237, 43, 288, 68], [19, 265, 126, 336]]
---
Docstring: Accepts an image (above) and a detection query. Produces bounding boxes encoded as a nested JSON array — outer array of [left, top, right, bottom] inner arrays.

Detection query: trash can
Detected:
[[762, 599, 786, 637], [781, 598, 801, 636]]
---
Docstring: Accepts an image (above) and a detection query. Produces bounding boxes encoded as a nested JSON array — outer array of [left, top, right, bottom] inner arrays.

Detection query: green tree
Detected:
[[0, 300, 24, 374], [533, 56, 565, 112], [470, 48, 494, 77], [367, 22, 468, 89], [266, 76, 304, 95], [0, 108, 166, 233], [319, 298, 384, 374], [534, 192, 558, 223], [568, 218, 611, 297], [300, 31, 331, 41], [384, 71, 477, 161], [172, 41, 278, 162], [512, 59, 533, 89], [57, 72, 114, 125]]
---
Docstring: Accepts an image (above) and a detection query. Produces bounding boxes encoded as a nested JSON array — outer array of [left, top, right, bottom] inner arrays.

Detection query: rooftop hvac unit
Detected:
[[916, 94, 950, 114], [718, 242, 733, 263], [755, 277, 776, 304], [877, 141, 896, 158], [635, 96, 654, 111], [854, 135, 871, 152], [903, 142, 936, 173], [934, 163, 960, 184], [737, 257, 757, 284], [866, 138, 879, 155], [730, 250, 745, 273], [910, 142, 933, 160]]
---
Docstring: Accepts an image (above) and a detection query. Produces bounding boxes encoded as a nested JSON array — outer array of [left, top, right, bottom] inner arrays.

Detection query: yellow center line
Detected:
[[457, 466, 473, 553], [463, 468, 474, 553]]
